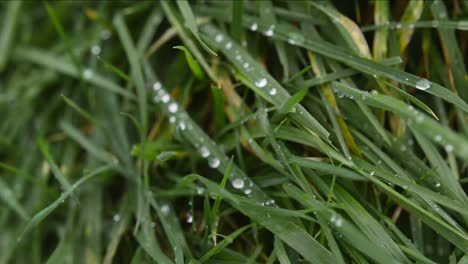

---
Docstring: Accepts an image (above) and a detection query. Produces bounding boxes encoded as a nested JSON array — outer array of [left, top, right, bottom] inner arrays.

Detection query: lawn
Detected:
[[1, 1, 467, 263]]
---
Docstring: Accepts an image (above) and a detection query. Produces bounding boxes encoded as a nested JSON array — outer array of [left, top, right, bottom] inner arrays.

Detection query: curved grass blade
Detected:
[[176, 0, 216, 56], [173, 46, 205, 79], [17, 165, 111, 242]]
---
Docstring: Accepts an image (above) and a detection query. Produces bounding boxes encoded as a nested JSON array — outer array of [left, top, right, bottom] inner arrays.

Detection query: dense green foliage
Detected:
[[1, 1, 468, 263]]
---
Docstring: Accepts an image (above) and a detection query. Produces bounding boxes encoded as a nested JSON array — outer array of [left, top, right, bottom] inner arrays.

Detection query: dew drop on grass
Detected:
[[255, 78, 268, 88], [91, 45, 101, 55], [161, 94, 170, 103], [243, 62, 249, 69], [335, 217, 343, 227], [168, 102, 178, 113], [100, 29, 112, 40], [415, 78, 431, 90], [232, 178, 245, 189], [245, 189, 252, 195], [250, 22, 258, 31], [169, 116, 176, 123], [434, 135, 442, 142], [113, 214, 121, 222], [265, 25, 275, 37], [83, 69, 93, 80], [196, 187, 204, 195], [445, 144, 454, 152], [153, 82, 161, 91], [178, 122, 186, 130], [209, 158, 220, 168], [226, 42, 232, 50], [199, 146, 210, 158], [215, 34, 224, 43], [370, 171, 375, 176], [161, 204, 170, 215], [269, 88, 277, 95], [235, 55, 242, 61], [287, 32, 304, 45], [186, 212, 193, 223], [435, 182, 441, 188]]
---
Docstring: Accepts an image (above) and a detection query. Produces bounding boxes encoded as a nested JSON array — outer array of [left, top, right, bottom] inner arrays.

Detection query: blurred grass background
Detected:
[[0, 0, 467, 263]]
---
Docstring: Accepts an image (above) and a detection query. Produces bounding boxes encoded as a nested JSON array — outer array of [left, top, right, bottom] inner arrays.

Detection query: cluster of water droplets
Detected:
[[152, 81, 188, 131], [330, 213, 343, 228]]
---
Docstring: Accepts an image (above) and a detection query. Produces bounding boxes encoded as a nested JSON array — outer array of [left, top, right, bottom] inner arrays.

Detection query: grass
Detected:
[[0, 1, 467, 263]]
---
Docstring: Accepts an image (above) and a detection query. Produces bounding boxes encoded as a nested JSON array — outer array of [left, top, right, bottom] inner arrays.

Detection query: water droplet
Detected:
[[186, 212, 193, 223], [370, 171, 375, 176], [244, 189, 252, 195], [209, 158, 220, 168], [435, 182, 441, 188], [269, 88, 277, 95], [335, 217, 343, 227], [434, 135, 442, 142], [178, 122, 186, 130], [415, 78, 431, 90], [199, 146, 210, 158], [196, 187, 204, 195], [396, 23, 402, 29], [215, 34, 224, 43], [100, 29, 112, 40], [225, 42, 232, 50], [243, 62, 249, 69], [161, 94, 170, 103], [83, 69, 93, 80], [232, 178, 245, 189], [445, 144, 454, 152], [113, 214, 121, 222], [265, 25, 275, 37], [287, 32, 304, 45], [371, 90, 378, 95], [153, 82, 162, 91], [377, 160, 382, 164], [432, 20, 439, 28], [91, 45, 101, 55], [235, 55, 242, 61], [169, 116, 176, 123], [255, 78, 268, 88], [400, 145, 407, 152], [250, 23, 258, 31], [161, 204, 170, 215], [168, 102, 178, 113]]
